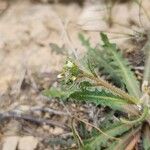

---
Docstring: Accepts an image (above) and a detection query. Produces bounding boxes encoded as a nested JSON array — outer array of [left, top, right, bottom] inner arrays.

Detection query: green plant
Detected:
[[44, 32, 150, 150]]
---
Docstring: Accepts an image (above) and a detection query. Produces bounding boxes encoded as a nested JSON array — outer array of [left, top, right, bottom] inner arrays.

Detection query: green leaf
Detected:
[[79, 33, 93, 51], [79, 81, 93, 90], [83, 122, 132, 150], [79, 33, 141, 97], [70, 89, 130, 111], [43, 87, 70, 100], [79, 33, 99, 76], [100, 33, 141, 98], [79, 33, 124, 87]]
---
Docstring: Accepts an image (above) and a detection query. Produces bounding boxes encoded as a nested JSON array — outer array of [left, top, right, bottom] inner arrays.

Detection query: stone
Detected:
[[18, 136, 38, 150], [2, 136, 19, 150]]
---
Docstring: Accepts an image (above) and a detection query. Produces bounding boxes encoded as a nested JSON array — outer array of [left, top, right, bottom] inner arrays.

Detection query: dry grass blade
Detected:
[[123, 105, 140, 116], [71, 117, 84, 148], [138, 0, 144, 28], [142, 35, 150, 92], [143, 123, 150, 149], [125, 131, 141, 150], [135, 0, 150, 23], [73, 116, 120, 141], [0, 112, 68, 129], [114, 126, 141, 150]]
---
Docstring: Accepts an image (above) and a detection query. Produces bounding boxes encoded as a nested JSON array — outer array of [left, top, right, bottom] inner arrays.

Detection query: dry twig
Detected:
[[0, 112, 68, 130]]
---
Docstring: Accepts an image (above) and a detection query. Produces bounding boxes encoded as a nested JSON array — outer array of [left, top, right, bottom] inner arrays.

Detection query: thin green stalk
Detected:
[[120, 106, 149, 124]]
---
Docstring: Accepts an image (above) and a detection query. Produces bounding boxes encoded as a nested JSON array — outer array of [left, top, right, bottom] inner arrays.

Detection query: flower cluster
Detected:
[[57, 60, 81, 85]]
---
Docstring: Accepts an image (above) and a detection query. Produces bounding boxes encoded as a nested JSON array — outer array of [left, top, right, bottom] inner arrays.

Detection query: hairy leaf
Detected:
[[79, 33, 123, 88], [79, 33, 141, 98], [70, 89, 131, 111], [101, 33, 141, 98]]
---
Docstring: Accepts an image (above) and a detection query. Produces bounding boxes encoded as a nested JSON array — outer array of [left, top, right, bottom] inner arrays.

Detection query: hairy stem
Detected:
[[82, 72, 140, 104]]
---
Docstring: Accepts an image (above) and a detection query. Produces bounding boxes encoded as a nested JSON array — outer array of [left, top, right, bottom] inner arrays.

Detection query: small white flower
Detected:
[[137, 105, 142, 111], [66, 61, 74, 68], [57, 74, 63, 79], [72, 76, 76, 81]]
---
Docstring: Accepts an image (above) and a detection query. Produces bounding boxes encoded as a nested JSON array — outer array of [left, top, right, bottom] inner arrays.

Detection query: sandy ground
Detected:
[[0, 1, 93, 149], [1, 0, 150, 96], [0, 0, 150, 149]]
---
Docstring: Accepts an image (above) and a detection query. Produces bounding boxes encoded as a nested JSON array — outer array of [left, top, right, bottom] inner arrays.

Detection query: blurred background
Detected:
[[0, 0, 150, 149]]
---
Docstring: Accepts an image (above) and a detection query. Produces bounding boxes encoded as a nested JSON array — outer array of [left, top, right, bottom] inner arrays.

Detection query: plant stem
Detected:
[[82, 72, 140, 104], [120, 106, 149, 125]]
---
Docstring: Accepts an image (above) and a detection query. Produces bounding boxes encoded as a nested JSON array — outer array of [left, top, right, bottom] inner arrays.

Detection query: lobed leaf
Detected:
[[70, 89, 131, 111], [79, 33, 141, 98], [101, 33, 141, 98]]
